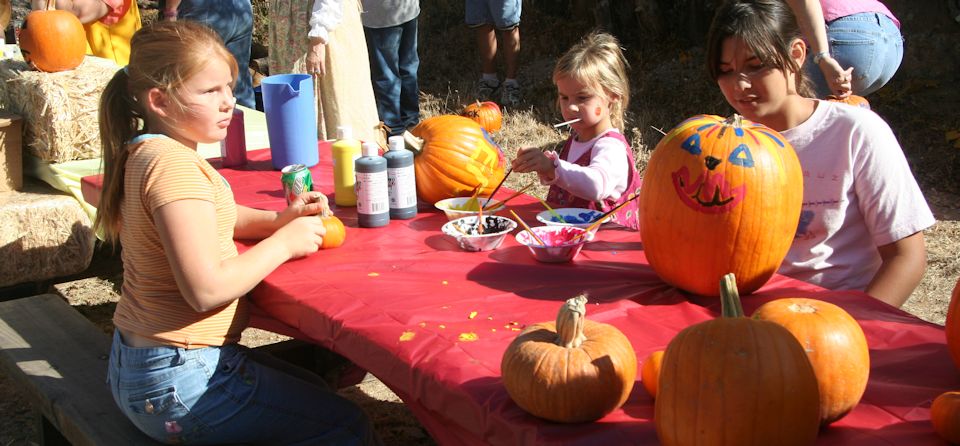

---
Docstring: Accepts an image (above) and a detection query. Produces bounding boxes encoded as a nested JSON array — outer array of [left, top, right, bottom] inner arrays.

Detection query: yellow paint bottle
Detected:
[[331, 125, 361, 206]]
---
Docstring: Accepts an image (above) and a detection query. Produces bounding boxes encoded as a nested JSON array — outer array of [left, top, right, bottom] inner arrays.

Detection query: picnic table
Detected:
[[81, 148, 959, 445]]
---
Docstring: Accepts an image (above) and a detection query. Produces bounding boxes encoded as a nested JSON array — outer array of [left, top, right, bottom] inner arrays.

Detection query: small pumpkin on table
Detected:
[[500, 294, 637, 423]]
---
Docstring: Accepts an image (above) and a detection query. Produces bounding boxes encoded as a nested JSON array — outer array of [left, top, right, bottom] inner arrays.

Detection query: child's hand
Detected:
[[511, 147, 554, 176], [277, 192, 330, 226], [274, 215, 327, 258]]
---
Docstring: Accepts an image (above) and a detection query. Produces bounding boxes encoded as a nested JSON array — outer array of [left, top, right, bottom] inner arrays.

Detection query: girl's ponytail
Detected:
[[94, 69, 140, 245]]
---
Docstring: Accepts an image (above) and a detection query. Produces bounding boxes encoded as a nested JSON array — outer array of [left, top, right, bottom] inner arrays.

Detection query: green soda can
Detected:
[[280, 164, 313, 205]]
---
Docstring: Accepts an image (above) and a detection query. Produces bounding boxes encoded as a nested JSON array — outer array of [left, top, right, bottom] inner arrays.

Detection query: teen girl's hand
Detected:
[[512, 147, 555, 178], [819, 56, 854, 98]]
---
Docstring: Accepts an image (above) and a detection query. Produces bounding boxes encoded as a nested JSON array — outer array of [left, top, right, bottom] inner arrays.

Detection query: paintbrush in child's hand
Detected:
[[484, 168, 513, 209], [573, 193, 640, 240]]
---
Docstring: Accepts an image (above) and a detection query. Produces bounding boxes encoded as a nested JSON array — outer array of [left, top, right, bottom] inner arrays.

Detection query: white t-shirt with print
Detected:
[[778, 100, 935, 291]]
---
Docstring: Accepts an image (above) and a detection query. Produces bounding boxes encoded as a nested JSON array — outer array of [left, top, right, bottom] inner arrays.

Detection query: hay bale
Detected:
[[0, 180, 95, 287], [0, 56, 119, 163]]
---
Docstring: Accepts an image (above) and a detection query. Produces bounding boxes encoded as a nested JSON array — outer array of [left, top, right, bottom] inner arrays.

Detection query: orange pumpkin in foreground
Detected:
[[18, 0, 86, 72], [932, 391, 960, 444], [461, 100, 503, 133], [753, 297, 869, 425], [655, 274, 820, 446], [319, 214, 345, 249], [945, 278, 960, 371], [500, 295, 637, 423], [639, 114, 803, 296], [641, 350, 664, 398], [405, 115, 506, 204]]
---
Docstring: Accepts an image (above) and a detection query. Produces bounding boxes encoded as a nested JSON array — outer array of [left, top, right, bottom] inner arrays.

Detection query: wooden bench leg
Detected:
[[36, 412, 70, 446]]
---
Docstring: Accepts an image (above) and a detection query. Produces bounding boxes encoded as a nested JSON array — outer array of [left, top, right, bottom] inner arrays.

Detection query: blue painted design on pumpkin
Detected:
[[729, 143, 755, 167]]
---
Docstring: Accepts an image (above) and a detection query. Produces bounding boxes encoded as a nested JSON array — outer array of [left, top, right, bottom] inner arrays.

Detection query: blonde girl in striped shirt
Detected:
[[94, 21, 380, 445]]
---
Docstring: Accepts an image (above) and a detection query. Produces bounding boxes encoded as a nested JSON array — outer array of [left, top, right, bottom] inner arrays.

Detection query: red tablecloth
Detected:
[[82, 148, 959, 445]]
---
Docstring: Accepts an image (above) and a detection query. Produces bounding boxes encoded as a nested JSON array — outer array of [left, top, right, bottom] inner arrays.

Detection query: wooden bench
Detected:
[[0, 294, 161, 445]]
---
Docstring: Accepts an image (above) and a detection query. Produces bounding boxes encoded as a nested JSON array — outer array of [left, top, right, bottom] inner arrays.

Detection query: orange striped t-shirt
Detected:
[[113, 135, 246, 348]]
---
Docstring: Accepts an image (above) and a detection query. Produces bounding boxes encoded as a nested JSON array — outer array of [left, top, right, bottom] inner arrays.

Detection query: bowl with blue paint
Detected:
[[535, 208, 606, 232]]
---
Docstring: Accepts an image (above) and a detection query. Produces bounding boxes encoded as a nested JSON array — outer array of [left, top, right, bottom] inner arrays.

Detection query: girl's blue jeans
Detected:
[[176, 0, 256, 109], [107, 330, 381, 445], [364, 18, 421, 137], [806, 12, 904, 98]]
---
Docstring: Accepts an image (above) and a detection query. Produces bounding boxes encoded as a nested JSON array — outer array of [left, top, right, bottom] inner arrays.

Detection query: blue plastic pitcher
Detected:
[[261, 74, 319, 169]]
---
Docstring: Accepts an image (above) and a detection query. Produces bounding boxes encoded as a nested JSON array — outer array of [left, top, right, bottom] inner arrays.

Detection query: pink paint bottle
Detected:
[[221, 107, 247, 168]]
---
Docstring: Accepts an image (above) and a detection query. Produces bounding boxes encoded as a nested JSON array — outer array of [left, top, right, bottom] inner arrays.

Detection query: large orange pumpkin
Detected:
[[500, 295, 637, 423], [406, 115, 506, 204], [461, 100, 502, 133], [639, 114, 803, 296], [18, 0, 86, 73], [655, 274, 821, 446], [932, 391, 960, 444], [752, 297, 869, 425], [945, 278, 960, 370]]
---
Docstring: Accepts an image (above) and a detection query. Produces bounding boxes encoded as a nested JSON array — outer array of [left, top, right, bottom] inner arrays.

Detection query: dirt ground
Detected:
[[2, 1, 960, 445]]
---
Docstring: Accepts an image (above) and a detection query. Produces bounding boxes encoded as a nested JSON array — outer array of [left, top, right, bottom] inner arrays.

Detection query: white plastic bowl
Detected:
[[435, 197, 506, 221], [515, 226, 594, 263], [535, 208, 605, 231], [441, 215, 517, 252]]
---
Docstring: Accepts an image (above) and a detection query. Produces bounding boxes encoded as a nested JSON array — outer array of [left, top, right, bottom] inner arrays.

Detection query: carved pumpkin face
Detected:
[[639, 114, 803, 296]]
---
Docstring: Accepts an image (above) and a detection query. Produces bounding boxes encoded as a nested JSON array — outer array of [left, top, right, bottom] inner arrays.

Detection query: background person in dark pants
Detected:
[[161, 0, 255, 109], [361, 0, 420, 137]]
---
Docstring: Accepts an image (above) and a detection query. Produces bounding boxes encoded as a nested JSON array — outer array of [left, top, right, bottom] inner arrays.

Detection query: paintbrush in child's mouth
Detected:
[[553, 118, 582, 128]]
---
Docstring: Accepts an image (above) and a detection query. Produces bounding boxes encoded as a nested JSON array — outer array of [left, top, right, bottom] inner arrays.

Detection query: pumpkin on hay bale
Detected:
[[639, 114, 803, 296], [500, 294, 637, 423], [18, 0, 87, 73], [403, 114, 506, 205], [655, 274, 821, 446]]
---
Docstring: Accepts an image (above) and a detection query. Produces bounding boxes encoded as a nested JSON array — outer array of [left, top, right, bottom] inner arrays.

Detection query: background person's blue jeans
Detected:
[[175, 0, 256, 109], [364, 18, 420, 137], [806, 12, 903, 98], [107, 331, 381, 445]]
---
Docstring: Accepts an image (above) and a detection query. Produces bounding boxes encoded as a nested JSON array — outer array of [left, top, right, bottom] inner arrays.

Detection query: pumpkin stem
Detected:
[[555, 294, 588, 348], [45, 0, 55, 10], [401, 130, 424, 154], [719, 273, 745, 318]]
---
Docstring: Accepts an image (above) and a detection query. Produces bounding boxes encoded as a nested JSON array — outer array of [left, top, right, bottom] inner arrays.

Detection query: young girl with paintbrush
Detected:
[[95, 21, 380, 444], [510, 31, 642, 230]]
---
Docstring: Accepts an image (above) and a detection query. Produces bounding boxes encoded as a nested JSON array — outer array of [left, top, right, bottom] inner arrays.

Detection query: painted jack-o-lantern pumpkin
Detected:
[[639, 114, 803, 296], [405, 115, 506, 204]]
